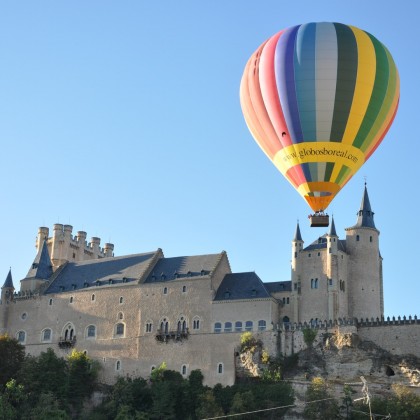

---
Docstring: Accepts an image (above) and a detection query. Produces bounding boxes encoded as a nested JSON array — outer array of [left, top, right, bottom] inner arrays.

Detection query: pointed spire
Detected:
[[328, 216, 337, 236], [355, 184, 376, 229], [25, 240, 53, 280], [2, 268, 14, 289], [294, 222, 303, 241]]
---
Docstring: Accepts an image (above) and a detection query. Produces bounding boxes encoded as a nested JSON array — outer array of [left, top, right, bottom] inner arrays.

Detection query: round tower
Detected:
[[104, 243, 114, 258], [51, 224, 64, 268], [291, 222, 303, 322], [36, 227, 49, 252], [345, 185, 383, 320]]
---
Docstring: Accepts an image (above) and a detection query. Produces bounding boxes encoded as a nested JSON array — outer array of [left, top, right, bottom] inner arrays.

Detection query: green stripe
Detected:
[[330, 24, 358, 142], [353, 34, 390, 149], [324, 162, 334, 182], [359, 47, 398, 152], [335, 165, 351, 185]]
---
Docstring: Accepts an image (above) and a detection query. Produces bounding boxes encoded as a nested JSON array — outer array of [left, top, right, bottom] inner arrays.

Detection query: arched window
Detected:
[[214, 322, 222, 333], [116, 360, 121, 371], [192, 317, 200, 330], [86, 325, 96, 338], [69, 296, 74, 303], [311, 279, 314, 289], [160, 318, 169, 333], [235, 321, 242, 332], [63, 323, 75, 341], [91, 294, 95, 301], [177, 316, 187, 333], [118, 312, 124, 320], [145, 321, 153, 333], [119, 296, 124, 304], [258, 320, 266, 331], [356, 235, 360, 242], [17, 331, 26, 344], [49, 298, 53, 306], [314, 278, 319, 289], [217, 363, 223, 374], [115, 323, 125, 337], [163, 287, 168, 295], [224, 322, 232, 332], [42, 328, 52, 342], [182, 285, 187, 293], [181, 365, 187, 376], [245, 321, 253, 331]]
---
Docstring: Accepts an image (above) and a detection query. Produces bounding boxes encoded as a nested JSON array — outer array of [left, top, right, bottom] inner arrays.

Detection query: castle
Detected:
[[1, 185, 418, 386]]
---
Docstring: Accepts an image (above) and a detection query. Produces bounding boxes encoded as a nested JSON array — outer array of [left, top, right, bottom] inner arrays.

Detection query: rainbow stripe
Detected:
[[240, 22, 400, 212]]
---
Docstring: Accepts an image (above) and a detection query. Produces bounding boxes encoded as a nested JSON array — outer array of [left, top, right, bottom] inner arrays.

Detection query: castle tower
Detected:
[[20, 240, 53, 292], [326, 217, 339, 320], [1, 269, 15, 333], [290, 222, 303, 322], [345, 185, 383, 319]]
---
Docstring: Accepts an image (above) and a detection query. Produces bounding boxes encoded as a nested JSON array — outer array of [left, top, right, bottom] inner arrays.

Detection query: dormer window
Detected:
[[251, 289, 257, 297], [224, 291, 231, 299], [32, 263, 38, 269]]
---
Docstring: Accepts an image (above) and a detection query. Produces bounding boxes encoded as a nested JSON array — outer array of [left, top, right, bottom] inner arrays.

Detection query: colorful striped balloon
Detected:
[[240, 22, 399, 212]]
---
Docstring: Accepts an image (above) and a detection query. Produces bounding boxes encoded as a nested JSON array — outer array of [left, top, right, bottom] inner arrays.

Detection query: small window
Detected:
[[329, 279, 333, 286], [21, 313, 27, 320], [182, 285, 186, 293], [116, 360, 121, 371], [315, 279, 319, 289], [286, 297, 290, 304], [282, 297, 286, 304], [160, 319, 169, 333], [49, 298, 53, 306], [42, 328, 51, 342], [115, 323, 125, 337], [118, 312, 124, 320], [163, 287, 168, 295], [308, 253, 311, 257], [318, 252, 320, 256], [181, 365, 187, 376], [224, 322, 232, 332], [214, 322, 222, 333], [146, 322, 153, 333], [193, 317, 200, 330], [119, 296, 124, 304], [87, 325, 96, 338], [17, 331, 26, 343], [235, 321, 242, 332], [69, 296, 74, 303], [370, 236, 373, 243], [91, 294, 95, 302], [150, 365, 156, 373], [217, 363, 223, 374], [245, 321, 253, 331], [72, 252, 76, 259], [258, 320, 266, 331], [356, 235, 360, 242]]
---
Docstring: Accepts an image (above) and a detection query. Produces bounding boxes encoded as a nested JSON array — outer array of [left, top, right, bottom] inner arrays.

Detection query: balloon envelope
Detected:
[[240, 22, 399, 212]]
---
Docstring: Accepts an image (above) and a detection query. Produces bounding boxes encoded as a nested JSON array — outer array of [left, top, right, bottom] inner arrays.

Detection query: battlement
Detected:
[[36, 225, 115, 269], [280, 315, 419, 331]]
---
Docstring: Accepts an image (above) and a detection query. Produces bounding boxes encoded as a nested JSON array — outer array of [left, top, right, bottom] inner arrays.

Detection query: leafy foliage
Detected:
[[303, 377, 339, 419], [302, 328, 318, 347], [0, 335, 25, 389]]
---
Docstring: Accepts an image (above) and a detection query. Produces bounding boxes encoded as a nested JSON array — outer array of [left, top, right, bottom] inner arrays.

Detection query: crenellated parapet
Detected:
[[279, 315, 419, 331], [35, 225, 115, 269]]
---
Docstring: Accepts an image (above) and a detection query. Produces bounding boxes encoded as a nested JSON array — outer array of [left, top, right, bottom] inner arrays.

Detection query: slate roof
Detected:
[[45, 251, 158, 294], [348, 185, 377, 229], [328, 217, 337, 236], [304, 235, 347, 252], [294, 223, 303, 241], [264, 281, 292, 293], [144, 253, 222, 283], [2, 269, 14, 289], [214, 272, 271, 301], [25, 240, 53, 280]]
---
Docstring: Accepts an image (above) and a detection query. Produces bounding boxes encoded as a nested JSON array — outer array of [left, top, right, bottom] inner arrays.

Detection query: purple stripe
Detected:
[[275, 25, 303, 144]]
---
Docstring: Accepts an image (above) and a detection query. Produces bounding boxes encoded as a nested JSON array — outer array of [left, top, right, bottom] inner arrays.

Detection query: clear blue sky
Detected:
[[0, 1, 418, 317]]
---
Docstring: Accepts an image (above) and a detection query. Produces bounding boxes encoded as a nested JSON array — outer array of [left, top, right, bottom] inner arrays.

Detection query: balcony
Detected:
[[155, 328, 189, 343], [58, 336, 77, 349]]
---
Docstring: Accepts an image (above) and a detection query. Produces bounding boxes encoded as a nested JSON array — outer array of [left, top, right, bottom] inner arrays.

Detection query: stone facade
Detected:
[[0, 186, 418, 386]]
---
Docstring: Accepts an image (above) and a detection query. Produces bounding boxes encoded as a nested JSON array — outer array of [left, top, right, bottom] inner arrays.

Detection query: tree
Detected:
[[196, 390, 224, 419], [230, 390, 257, 419], [0, 335, 25, 388], [303, 377, 339, 419]]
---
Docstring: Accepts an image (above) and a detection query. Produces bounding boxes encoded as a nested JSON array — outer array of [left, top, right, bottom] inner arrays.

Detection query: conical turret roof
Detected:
[[328, 216, 337, 236], [293, 222, 303, 241], [2, 269, 14, 289], [354, 184, 376, 229], [25, 240, 53, 280]]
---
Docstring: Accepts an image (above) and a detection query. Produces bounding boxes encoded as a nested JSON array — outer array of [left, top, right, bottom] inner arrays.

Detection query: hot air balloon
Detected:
[[240, 22, 399, 226]]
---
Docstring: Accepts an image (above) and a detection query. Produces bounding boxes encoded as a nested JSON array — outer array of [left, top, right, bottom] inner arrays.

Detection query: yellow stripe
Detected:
[[273, 142, 365, 174], [341, 27, 376, 145]]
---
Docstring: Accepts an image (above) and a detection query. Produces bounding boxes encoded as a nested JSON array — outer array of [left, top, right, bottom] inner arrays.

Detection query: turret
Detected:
[[90, 237, 101, 254], [36, 227, 49, 252], [291, 222, 303, 321], [1, 269, 14, 302], [20, 240, 53, 292], [345, 184, 382, 319], [104, 243, 114, 258], [327, 216, 338, 255]]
